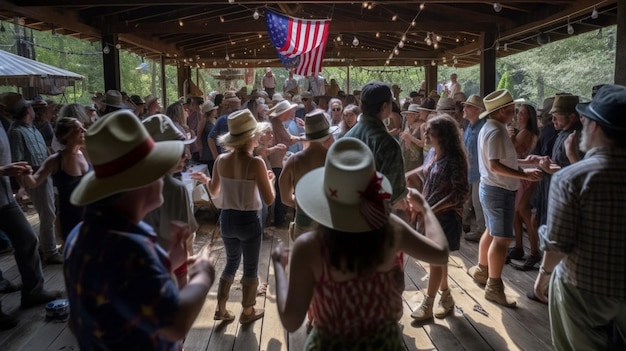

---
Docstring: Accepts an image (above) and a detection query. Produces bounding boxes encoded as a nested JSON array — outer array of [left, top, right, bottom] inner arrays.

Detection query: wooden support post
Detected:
[[160, 54, 167, 107], [102, 33, 120, 92], [480, 32, 496, 96], [615, 0, 626, 85], [425, 64, 437, 96]]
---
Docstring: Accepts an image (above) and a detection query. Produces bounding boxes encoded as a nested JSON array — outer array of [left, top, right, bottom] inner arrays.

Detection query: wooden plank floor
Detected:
[[0, 208, 553, 351]]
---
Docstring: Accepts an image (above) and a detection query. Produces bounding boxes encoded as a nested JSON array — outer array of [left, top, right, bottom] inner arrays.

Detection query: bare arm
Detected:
[[489, 159, 542, 181], [278, 155, 296, 208], [253, 157, 276, 205], [19, 154, 58, 189], [208, 138, 219, 160]]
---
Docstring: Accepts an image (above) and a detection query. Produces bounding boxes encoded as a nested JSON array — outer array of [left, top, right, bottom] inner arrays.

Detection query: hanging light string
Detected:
[[382, 3, 426, 66]]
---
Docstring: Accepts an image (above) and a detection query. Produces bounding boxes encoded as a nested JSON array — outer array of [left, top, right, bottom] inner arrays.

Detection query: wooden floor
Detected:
[[0, 208, 553, 351]]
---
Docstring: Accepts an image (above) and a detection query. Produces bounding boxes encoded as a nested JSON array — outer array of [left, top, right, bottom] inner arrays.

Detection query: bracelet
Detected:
[[539, 266, 552, 276]]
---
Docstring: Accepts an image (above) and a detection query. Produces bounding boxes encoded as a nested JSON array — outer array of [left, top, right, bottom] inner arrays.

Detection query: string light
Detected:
[[431, 60, 436, 66], [375, 32, 380, 38], [493, 3, 502, 13], [398, 41, 404, 48], [362, 1, 368, 8], [220, 16, 225, 23], [115, 43, 121, 49], [420, 3, 425, 10], [567, 17, 574, 35], [591, 6, 599, 19], [391, 15, 398, 21], [228, 0, 235, 3], [352, 36, 359, 46], [253, 9, 260, 20], [394, 48, 399, 55], [178, 19, 183, 27], [102, 44, 110, 54]]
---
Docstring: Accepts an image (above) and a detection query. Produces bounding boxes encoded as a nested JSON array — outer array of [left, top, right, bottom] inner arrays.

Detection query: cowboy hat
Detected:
[[143, 94, 159, 108], [549, 94, 579, 114], [1, 92, 33, 117], [461, 94, 485, 110], [536, 96, 555, 115], [401, 104, 421, 117], [201, 100, 219, 114], [70, 110, 184, 206], [268, 100, 298, 118], [479, 89, 524, 119], [129, 95, 145, 106], [436, 97, 457, 113], [295, 137, 392, 233], [104, 90, 128, 109], [576, 84, 626, 132], [142, 114, 196, 145], [299, 111, 338, 142], [218, 109, 261, 147], [416, 97, 437, 112]]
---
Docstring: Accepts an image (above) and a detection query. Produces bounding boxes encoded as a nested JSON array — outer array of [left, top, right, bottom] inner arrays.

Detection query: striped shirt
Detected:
[[544, 146, 626, 298]]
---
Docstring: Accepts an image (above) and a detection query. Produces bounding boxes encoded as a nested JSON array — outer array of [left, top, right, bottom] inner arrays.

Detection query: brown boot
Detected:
[[485, 278, 517, 308], [214, 277, 235, 321], [240, 277, 264, 324], [468, 264, 489, 285]]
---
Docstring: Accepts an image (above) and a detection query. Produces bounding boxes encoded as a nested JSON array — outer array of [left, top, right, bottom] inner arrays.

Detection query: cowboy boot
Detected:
[[214, 276, 235, 321], [485, 278, 517, 308], [239, 277, 264, 324], [434, 289, 455, 318]]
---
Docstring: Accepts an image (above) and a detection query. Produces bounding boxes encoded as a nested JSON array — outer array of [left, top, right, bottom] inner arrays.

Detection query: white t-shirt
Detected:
[[477, 118, 520, 191]]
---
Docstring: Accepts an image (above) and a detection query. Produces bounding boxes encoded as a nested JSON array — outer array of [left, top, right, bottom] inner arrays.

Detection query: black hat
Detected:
[[360, 81, 392, 105], [409, 91, 419, 98], [576, 84, 626, 132]]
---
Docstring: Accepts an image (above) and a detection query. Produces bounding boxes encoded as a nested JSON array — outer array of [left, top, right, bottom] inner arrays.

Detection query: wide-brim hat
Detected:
[[436, 97, 457, 113], [295, 137, 392, 233], [1, 92, 33, 117], [268, 100, 297, 118], [143, 114, 196, 145], [401, 103, 421, 117], [144, 94, 159, 107], [416, 97, 437, 112], [201, 100, 218, 114], [299, 111, 338, 142], [537, 96, 555, 115], [70, 110, 184, 206], [479, 89, 524, 119], [105, 90, 128, 109], [220, 109, 260, 146], [549, 94, 579, 114], [301, 91, 314, 100], [130, 95, 145, 106], [575, 84, 626, 132], [461, 94, 485, 110]]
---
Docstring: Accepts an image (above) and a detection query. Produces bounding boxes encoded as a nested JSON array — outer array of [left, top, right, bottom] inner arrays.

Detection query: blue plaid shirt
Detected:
[[7, 120, 48, 168]]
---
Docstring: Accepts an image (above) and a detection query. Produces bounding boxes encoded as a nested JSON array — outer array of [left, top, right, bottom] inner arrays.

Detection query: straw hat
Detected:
[[295, 137, 392, 233], [401, 104, 421, 117], [576, 84, 626, 131], [143, 94, 159, 108], [201, 100, 219, 114], [549, 94, 579, 114], [219, 109, 261, 146], [143, 114, 196, 144], [299, 111, 338, 142], [461, 94, 485, 110], [479, 89, 524, 119], [268, 100, 298, 118], [436, 97, 457, 113], [70, 110, 184, 206]]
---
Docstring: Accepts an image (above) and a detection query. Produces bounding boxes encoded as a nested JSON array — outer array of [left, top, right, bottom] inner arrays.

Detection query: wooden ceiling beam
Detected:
[[15, 0, 578, 6]]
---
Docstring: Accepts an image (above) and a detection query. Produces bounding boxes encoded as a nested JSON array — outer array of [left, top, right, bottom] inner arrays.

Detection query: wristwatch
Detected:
[[539, 266, 552, 276]]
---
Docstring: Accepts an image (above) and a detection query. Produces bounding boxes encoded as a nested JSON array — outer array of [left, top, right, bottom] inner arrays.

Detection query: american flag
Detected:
[[266, 10, 330, 76]]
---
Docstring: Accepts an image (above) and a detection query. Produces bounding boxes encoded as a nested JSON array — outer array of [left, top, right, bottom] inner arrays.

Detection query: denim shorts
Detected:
[[479, 183, 515, 238]]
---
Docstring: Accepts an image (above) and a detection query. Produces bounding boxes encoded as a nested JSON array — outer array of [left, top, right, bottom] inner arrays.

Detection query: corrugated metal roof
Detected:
[[0, 49, 83, 89]]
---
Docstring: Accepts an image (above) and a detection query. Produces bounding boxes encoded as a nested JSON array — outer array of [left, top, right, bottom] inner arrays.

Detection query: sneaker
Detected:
[[464, 231, 483, 242], [411, 295, 434, 321], [44, 252, 64, 265], [512, 253, 542, 271], [0, 312, 18, 330], [0, 279, 22, 294], [468, 264, 488, 285], [434, 289, 455, 318], [505, 247, 525, 264], [21, 289, 62, 309], [485, 278, 516, 308]]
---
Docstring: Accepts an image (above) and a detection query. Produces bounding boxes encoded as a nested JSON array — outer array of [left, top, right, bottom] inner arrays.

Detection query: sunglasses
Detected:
[[332, 108, 342, 112]]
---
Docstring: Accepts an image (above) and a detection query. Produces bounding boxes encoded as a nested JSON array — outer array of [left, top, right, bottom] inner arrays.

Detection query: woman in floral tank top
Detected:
[[270, 138, 449, 350]]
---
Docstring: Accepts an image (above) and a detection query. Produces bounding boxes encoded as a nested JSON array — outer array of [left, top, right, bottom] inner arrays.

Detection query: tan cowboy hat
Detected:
[[218, 109, 261, 147], [401, 104, 421, 117], [479, 89, 524, 119], [201, 100, 218, 114], [268, 100, 298, 118], [461, 94, 485, 110], [299, 111, 337, 142], [549, 94, 579, 114], [143, 114, 196, 145], [296, 137, 392, 233], [70, 110, 184, 206], [143, 94, 159, 108], [105, 90, 128, 109], [436, 97, 457, 113]]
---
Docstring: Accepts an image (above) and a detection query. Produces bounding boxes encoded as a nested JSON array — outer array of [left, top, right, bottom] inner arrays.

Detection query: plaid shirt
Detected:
[[7, 120, 48, 168], [544, 146, 626, 298]]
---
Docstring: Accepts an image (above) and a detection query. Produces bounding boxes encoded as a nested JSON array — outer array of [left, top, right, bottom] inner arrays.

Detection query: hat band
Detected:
[[93, 138, 155, 178], [305, 129, 330, 140], [230, 127, 255, 137]]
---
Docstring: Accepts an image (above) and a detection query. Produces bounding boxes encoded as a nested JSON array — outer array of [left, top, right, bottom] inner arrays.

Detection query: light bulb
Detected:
[[102, 45, 110, 54], [115, 43, 121, 49], [367, 4, 373, 10], [178, 19, 183, 27], [493, 3, 502, 12], [411, 21, 416, 27], [398, 41, 404, 48], [567, 24, 574, 35], [228, 0, 235, 3], [420, 3, 425, 10], [431, 60, 436, 66], [435, 34, 442, 42], [496, 41, 500, 51], [220, 16, 225, 23], [385, 60, 390, 65], [433, 42, 438, 49], [453, 58, 458, 64], [591, 7, 598, 19], [425, 37, 432, 46], [336, 34, 342, 41], [392, 15, 397, 21], [225, 54, 229, 61], [375, 32, 380, 38], [401, 34, 406, 41], [352, 36, 359, 46], [362, 1, 368, 8], [504, 43, 508, 51], [213, 61, 217, 66], [476, 49, 481, 56], [253, 9, 259, 20], [394, 48, 399, 55], [442, 57, 447, 63]]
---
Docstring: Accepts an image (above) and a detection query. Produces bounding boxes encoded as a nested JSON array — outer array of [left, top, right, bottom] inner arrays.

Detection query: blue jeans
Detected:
[[220, 210, 262, 279], [25, 177, 58, 255], [479, 183, 515, 238], [272, 167, 286, 226], [0, 199, 45, 294]]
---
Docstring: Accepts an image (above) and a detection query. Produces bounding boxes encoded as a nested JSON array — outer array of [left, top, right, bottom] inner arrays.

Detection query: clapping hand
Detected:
[[271, 240, 290, 269], [168, 221, 191, 270]]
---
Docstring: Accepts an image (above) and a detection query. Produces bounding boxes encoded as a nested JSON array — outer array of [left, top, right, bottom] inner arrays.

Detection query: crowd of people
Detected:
[[0, 73, 624, 351]]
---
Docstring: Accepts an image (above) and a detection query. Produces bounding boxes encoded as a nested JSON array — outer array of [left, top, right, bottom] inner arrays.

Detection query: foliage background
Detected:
[[0, 22, 616, 108]]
